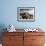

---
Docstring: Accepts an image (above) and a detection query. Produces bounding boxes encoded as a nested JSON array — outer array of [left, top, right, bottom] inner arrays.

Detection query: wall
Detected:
[[0, 0, 46, 29]]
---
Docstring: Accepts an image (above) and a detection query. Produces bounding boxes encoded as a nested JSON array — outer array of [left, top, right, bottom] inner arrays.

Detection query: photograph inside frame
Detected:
[[17, 7, 35, 22]]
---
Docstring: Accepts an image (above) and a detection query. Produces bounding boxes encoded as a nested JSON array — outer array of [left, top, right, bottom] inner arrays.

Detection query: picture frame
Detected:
[[17, 7, 35, 22]]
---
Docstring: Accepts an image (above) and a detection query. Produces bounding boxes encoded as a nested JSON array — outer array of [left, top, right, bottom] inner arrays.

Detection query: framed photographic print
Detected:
[[17, 7, 35, 22]]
